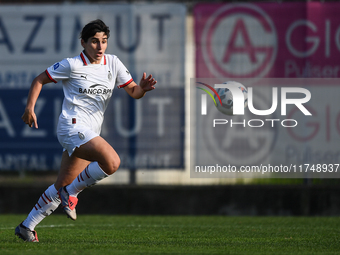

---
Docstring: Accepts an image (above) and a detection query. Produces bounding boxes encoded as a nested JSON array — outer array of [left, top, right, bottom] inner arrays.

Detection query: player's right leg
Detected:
[[15, 184, 60, 242]]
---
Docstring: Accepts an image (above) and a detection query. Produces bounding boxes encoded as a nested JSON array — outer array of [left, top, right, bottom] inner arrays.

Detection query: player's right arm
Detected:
[[21, 71, 54, 128]]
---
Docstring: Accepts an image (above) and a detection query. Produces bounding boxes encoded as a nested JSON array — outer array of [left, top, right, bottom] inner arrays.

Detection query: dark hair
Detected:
[[80, 19, 110, 42]]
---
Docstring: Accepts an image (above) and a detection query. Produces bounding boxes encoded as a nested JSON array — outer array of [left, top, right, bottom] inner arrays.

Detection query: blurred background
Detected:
[[1, 0, 340, 216]]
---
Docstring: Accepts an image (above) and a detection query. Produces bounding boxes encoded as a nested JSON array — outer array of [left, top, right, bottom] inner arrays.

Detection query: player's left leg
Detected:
[[57, 136, 120, 220], [64, 136, 120, 198], [54, 150, 92, 190], [64, 161, 109, 198], [54, 151, 91, 220]]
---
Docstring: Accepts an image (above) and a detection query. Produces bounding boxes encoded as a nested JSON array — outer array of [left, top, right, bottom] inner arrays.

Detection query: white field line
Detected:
[[0, 224, 76, 230], [2, 223, 230, 230]]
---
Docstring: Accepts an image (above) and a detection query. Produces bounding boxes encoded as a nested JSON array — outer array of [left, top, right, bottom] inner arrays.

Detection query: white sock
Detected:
[[22, 184, 60, 231], [67, 162, 109, 197]]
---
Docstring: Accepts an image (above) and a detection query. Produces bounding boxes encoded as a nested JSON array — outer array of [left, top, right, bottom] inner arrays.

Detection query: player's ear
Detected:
[[81, 39, 86, 48]]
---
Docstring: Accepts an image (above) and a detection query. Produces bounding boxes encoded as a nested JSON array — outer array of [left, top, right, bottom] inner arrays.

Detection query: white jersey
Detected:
[[46, 52, 133, 134]]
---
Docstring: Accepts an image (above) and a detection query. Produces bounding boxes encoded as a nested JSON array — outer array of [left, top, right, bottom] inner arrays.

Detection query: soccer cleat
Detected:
[[15, 222, 39, 242], [58, 186, 78, 221]]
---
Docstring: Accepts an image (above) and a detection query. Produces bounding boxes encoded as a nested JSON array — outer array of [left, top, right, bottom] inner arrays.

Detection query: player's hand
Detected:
[[21, 108, 38, 128], [139, 72, 157, 92]]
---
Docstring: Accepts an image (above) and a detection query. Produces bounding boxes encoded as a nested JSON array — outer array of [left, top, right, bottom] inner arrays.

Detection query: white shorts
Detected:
[[57, 121, 99, 156]]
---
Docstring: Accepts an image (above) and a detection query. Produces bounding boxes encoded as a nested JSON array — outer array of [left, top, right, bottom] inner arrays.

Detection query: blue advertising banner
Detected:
[[0, 89, 64, 171], [0, 87, 184, 171], [103, 88, 185, 169], [0, 3, 186, 171]]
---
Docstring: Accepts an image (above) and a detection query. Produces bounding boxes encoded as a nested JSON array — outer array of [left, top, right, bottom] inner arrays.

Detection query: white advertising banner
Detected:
[[0, 3, 185, 88], [0, 4, 186, 171]]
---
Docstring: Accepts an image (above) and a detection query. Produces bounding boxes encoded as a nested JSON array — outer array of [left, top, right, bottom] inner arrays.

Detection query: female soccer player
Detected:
[[15, 19, 157, 242]]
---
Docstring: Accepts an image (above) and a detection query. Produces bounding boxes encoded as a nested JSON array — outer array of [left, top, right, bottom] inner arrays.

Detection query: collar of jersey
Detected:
[[80, 51, 107, 66]]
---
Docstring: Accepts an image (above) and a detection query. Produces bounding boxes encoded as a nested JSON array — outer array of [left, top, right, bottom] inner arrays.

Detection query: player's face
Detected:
[[81, 32, 108, 64]]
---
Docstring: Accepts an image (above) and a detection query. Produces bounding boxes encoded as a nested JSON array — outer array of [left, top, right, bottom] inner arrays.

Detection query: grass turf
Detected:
[[0, 215, 339, 254]]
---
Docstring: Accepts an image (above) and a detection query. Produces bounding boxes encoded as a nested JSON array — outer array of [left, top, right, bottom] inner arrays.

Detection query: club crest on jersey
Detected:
[[78, 132, 85, 140], [108, 71, 112, 81]]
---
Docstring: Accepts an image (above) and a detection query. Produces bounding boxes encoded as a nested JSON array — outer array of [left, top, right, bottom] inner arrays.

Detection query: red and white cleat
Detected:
[[58, 187, 78, 221], [15, 222, 39, 242]]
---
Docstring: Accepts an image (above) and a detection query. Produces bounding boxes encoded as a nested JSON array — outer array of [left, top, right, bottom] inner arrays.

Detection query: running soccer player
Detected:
[[15, 19, 157, 242]]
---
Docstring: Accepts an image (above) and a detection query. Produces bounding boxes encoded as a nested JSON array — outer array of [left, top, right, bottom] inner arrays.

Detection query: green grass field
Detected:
[[0, 215, 339, 254]]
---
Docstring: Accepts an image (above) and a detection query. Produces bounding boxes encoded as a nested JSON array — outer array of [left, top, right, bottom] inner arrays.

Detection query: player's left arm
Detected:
[[124, 72, 157, 99]]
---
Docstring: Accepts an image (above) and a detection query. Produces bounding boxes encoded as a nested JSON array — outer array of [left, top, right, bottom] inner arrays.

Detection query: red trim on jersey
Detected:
[[118, 78, 133, 89], [45, 70, 57, 83], [80, 52, 106, 65], [80, 52, 88, 66]]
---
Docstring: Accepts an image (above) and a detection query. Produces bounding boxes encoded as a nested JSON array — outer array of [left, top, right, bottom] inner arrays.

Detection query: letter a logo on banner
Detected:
[[223, 19, 260, 64], [201, 3, 277, 78]]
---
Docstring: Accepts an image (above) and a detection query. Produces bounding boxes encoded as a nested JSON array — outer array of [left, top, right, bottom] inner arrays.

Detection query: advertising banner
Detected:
[[191, 78, 340, 178], [0, 4, 186, 171], [195, 2, 340, 79], [192, 3, 340, 178]]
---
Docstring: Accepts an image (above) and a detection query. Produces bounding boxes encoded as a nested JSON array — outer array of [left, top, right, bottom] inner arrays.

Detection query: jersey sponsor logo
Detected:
[[78, 84, 112, 95], [81, 75, 87, 80]]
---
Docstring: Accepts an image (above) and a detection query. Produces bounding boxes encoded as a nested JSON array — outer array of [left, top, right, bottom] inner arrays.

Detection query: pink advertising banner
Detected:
[[195, 2, 340, 78]]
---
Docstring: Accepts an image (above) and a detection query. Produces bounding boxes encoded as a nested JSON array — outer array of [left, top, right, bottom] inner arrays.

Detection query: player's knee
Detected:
[[106, 156, 120, 175], [112, 157, 120, 174]]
